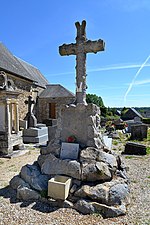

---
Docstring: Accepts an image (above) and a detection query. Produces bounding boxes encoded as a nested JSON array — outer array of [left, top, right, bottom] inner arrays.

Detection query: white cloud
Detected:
[[133, 79, 150, 86], [87, 63, 150, 73]]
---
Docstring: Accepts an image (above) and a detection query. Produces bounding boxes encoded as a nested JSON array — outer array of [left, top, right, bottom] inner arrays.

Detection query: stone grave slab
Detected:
[[60, 142, 79, 160], [123, 142, 146, 155]]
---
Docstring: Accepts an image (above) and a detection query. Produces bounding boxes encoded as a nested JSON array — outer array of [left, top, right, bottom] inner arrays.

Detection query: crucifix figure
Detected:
[[59, 20, 105, 104], [24, 95, 37, 128]]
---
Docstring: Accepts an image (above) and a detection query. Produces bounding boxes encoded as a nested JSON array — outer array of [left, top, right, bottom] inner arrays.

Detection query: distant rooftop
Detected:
[[0, 43, 48, 88], [39, 84, 75, 98]]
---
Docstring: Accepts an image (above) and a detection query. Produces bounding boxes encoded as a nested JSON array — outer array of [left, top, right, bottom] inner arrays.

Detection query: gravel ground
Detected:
[[0, 148, 150, 225]]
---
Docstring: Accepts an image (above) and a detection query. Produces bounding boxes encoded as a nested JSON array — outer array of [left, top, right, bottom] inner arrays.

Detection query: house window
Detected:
[[49, 103, 56, 119]]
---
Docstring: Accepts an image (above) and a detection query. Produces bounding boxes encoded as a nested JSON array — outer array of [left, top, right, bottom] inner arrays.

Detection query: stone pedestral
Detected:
[[56, 103, 103, 149], [23, 126, 48, 145]]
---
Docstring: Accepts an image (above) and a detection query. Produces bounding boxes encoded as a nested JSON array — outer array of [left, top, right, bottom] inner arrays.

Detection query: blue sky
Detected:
[[1, 0, 150, 107]]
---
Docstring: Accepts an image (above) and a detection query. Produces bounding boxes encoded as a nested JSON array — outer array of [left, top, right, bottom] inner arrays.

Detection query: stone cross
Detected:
[[59, 20, 105, 104], [24, 95, 37, 128], [25, 95, 35, 115]]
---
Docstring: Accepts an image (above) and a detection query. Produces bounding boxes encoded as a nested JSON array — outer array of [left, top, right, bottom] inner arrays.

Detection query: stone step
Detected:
[[23, 127, 48, 137], [23, 134, 48, 144]]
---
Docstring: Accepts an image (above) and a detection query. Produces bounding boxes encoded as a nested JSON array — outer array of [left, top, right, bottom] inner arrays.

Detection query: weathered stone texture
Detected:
[[55, 103, 103, 148]]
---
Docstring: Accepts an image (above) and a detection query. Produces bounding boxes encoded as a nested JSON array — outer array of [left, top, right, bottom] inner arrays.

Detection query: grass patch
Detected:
[[113, 140, 118, 145], [125, 155, 135, 159], [147, 176, 150, 179], [0, 160, 4, 165], [146, 147, 150, 155]]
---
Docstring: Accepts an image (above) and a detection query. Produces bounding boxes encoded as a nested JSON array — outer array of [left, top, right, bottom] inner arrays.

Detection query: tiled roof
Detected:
[[0, 43, 48, 88], [39, 84, 75, 98]]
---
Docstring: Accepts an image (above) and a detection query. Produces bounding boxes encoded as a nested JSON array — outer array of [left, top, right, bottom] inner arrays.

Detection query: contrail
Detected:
[[124, 54, 150, 104]]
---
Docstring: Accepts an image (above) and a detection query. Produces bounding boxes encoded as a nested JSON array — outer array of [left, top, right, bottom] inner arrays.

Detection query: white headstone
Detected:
[[103, 136, 112, 150], [60, 142, 79, 160]]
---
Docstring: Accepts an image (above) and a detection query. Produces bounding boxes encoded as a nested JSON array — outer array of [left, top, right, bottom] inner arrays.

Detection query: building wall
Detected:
[[38, 97, 75, 123], [6, 73, 44, 120]]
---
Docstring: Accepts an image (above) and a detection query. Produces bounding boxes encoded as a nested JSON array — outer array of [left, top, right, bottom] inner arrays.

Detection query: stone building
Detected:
[[0, 43, 48, 119], [0, 43, 48, 154], [38, 84, 75, 124], [121, 107, 143, 121]]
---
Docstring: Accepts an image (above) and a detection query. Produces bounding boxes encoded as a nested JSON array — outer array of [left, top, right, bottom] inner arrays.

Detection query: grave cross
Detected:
[[24, 95, 37, 128], [25, 95, 35, 115], [59, 20, 105, 104]]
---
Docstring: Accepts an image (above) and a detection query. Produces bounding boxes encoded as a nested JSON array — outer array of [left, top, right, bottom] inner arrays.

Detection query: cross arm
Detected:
[[84, 39, 105, 54], [59, 43, 77, 56]]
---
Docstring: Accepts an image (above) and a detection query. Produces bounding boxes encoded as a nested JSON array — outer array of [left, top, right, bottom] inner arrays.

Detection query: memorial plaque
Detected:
[[60, 142, 79, 160]]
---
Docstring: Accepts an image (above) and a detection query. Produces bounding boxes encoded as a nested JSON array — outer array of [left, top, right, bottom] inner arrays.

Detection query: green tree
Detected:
[[86, 94, 107, 117], [86, 94, 105, 107]]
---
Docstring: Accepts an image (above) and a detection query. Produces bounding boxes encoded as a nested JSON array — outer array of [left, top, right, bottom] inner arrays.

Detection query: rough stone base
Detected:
[[57, 103, 103, 148]]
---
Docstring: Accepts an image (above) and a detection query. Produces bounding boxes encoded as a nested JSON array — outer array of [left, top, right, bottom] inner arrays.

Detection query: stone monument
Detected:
[[23, 96, 48, 145], [48, 20, 105, 149], [10, 21, 130, 219], [0, 71, 23, 155]]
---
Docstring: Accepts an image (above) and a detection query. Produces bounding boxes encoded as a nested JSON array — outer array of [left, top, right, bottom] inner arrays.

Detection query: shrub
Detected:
[[142, 118, 150, 124]]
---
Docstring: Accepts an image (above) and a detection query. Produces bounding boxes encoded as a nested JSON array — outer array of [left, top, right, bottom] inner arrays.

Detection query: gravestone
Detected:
[[131, 124, 148, 140], [60, 142, 79, 160], [124, 142, 146, 155], [23, 96, 48, 145], [24, 95, 37, 128]]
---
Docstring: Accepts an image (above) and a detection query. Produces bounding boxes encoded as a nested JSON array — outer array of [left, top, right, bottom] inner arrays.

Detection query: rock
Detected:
[[80, 147, 100, 163], [98, 151, 118, 169], [74, 178, 129, 206], [20, 163, 50, 191], [74, 199, 95, 214], [17, 186, 41, 200], [74, 184, 109, 204], [40, 141, 61, 157], [81, 162, 112, 182], [80, 147, 117, 169], [74, 199, 126, 218], [37, 154, 48, 168], [10, 175, 30, 190], [92, 202, 126, 218], [70, 184, 78, 194], [108, 183, 130, 206], [41, 154, 81, 180]]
